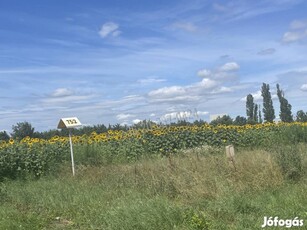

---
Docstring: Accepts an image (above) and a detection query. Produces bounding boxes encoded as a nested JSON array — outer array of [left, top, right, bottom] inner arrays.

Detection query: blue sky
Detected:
[[1, 0, 307, 132]]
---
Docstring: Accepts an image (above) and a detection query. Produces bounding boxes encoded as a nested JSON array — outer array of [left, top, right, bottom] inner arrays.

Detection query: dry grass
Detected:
[[72, 147, 284, 203]]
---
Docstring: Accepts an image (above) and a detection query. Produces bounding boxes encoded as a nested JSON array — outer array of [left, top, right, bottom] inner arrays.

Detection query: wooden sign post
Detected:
[[225, 145, 236, 171], [57, 117, 82, 176]]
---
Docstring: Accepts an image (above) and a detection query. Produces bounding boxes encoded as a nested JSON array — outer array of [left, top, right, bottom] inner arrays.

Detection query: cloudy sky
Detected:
[[1, 0, 307, 131]]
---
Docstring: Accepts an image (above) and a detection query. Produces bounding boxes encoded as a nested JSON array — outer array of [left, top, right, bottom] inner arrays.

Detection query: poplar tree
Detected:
[[261, 83, 275, 122], [246, 94, 254, 122], [253, 104, 258, 123], [276, 84, 293, 122]]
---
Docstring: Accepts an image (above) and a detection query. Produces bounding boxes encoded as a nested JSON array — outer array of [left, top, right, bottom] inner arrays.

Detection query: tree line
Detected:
[[1, 82, 307, 141], [213, 83, 306, 125], [246, 83, 296, 123]]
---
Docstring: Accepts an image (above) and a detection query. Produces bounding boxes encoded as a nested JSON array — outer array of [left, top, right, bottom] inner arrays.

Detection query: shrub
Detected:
[[274, 145, 303, 181]]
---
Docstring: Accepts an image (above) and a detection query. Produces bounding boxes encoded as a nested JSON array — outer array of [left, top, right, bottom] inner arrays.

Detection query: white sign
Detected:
[[57, 117, 82, 129], [57, 117, 82, 176]]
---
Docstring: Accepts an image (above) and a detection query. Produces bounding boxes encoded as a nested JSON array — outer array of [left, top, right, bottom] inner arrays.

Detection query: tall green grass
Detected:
[[0, 144, 306, 229]]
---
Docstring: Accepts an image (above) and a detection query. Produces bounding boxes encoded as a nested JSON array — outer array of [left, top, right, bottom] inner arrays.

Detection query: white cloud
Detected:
[[214, 71, 237, 81], [147, 77, 220, 103], [240, 89, 279, 102], [212, 86, 233, 93], [241, 90, 262, 102], [272, 95, 278, 100], [41, 88, 96, 105], [197, 62, 240, 82], [282, 19, 307, 43], [99, 22, 121, 38], [196, 78, 219, 89], [219, 62, 240, 72], [51, 88, 74, 97], [197, 69, 211, 78], [196, 111, 209, 116], [137, 78, 166, 84], [148, 86, 186, 98], [147, 62, 240, 104], [252, 90, 263, 101], [122, 95, 142, 100], [290, 19, 307, 30], [116, 113, 134, 120], [300, 84, 307, 91], [282, 31, 307, 43], [132, 119, 142, 124]]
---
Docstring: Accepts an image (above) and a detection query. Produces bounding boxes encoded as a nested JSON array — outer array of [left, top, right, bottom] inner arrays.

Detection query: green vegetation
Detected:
[[246, 94, 259, 124], [276, 84, 293, 122], [1, 123, 307, 229], [296, 110, 307, 122], [261, 83, 275, 123], [11, 121, 35, 140], [0, 144, 306, 229], [2, 122, 307, 180], [0, 138, 68, 180]]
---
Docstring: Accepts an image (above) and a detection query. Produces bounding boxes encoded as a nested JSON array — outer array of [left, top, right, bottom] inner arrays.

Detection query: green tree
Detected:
[[11, 121, 35, 140], [0, 131, 10, 141], [276, 84, 293, 122], [296, 110, 307, 122], [210, 115, 233, 126], [233, 116, 247, 126], [246, 94, 254, 122], [193, 119, 207, 126], [261, 83, 275, 122], [253, 104, 258, 123]]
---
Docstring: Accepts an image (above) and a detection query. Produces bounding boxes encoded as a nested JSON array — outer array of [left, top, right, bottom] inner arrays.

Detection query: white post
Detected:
[[225, 145, 236, 171], [69, 129, 75, 176]]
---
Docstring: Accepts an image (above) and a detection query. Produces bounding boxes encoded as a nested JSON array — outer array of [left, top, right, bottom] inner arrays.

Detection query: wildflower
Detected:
[[9, 138, 14, 145]]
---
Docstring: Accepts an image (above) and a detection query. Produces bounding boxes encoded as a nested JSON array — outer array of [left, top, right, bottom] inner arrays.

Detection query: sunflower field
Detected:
[[1, 122, 307, 180]]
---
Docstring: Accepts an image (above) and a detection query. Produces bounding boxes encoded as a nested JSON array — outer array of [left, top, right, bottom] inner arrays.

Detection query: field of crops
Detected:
[[1, 122, 307, 180]]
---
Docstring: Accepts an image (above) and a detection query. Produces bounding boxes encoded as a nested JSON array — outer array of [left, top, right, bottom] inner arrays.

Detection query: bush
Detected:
[[274, 145, 303, 181]]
